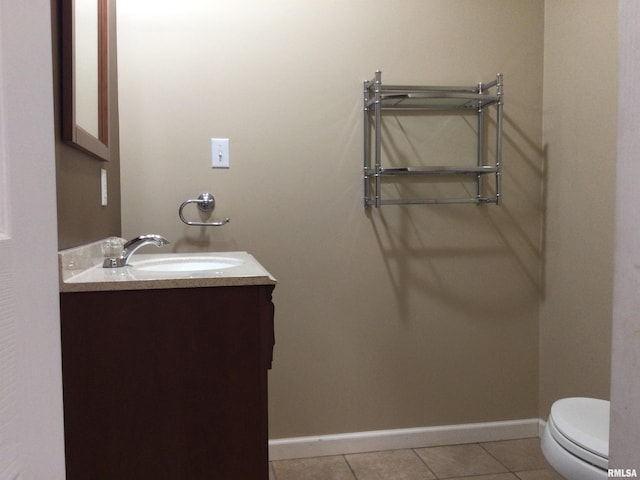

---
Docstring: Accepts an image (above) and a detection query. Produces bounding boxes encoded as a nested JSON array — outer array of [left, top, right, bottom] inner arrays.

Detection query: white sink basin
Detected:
[[131, 255, 243, 273]]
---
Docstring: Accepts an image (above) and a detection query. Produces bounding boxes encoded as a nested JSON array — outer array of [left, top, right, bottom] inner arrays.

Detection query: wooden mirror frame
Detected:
[[61, 0, 110, 161]]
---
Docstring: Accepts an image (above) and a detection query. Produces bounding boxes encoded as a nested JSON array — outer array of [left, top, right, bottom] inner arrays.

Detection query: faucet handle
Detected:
[[102, 236, 125, 257], [103, 234, 170, 268], [102, 237, 126, 268]]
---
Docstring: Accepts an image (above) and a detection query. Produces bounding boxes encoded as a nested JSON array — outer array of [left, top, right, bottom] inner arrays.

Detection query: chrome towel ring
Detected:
[[179, 192, 230, 226]]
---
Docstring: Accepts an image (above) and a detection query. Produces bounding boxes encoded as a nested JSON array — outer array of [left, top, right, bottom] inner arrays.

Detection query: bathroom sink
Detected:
[[131, 255, 243, 273], [59, 247, 277, 291]]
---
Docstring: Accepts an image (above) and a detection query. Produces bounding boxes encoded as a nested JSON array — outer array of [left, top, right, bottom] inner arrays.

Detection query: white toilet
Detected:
[[541, 397, 609, 480]]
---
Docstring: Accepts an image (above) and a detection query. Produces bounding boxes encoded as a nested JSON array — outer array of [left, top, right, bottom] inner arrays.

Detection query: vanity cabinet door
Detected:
[[60, 285, 275, 480]]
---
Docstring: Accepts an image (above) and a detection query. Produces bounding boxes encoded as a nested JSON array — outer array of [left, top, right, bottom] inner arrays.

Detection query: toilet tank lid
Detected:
[[551, 397, 609, 459]]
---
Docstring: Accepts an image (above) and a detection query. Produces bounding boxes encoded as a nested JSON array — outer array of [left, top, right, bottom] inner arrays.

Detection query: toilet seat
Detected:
[[548, 397, 609, 469]]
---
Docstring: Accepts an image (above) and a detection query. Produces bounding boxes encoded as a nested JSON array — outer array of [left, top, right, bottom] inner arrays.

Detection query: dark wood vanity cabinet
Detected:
[[59, 285, 275, 480]]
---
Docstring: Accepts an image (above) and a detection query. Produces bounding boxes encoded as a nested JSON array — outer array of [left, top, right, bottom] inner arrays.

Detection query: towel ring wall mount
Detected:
[[179, 192, 230, 226]]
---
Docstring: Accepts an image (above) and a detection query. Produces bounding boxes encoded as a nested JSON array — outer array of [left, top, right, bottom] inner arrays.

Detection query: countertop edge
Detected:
[[59, 275, 277, 293]]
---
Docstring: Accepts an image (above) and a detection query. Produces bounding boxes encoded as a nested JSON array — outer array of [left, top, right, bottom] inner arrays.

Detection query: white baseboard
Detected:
[[538, 418, 547, 437], [269, 418, 542, 461]]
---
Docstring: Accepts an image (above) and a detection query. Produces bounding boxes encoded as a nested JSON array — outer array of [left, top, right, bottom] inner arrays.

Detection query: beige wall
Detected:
[[118, 0, 545, 439], [538, 0, 617, 418]]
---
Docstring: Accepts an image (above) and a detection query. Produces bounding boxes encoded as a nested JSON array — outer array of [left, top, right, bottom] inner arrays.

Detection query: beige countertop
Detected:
[[59, 240, 277, 293]]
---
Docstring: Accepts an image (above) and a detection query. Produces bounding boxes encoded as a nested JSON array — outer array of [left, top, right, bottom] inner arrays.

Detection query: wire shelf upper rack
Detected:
[[364, 80, 502, 111]]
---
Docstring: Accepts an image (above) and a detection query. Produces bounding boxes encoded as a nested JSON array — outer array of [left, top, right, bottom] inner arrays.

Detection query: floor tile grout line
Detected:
[[344, 447, 442, 480], [341, 454, 358, 480], [409, 446, 440, 479], [478, 441, 515, 474], [346, 445, 443, 480], [415, 442, 516, 480], [479, 439, 549, 477]]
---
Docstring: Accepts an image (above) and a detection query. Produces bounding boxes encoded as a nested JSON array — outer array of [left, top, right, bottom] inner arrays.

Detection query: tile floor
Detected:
[[269, 437, 555, 480]]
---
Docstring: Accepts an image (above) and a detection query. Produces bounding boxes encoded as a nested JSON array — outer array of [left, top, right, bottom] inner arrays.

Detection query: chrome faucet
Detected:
[[103, 234, 170, 268]]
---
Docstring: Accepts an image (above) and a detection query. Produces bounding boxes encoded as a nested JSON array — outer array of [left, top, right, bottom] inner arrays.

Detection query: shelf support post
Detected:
[[374, 70, 382, 208], [476, 81, 485, 203], [363, 78, 371, 207], [495, 73, 504, 205]]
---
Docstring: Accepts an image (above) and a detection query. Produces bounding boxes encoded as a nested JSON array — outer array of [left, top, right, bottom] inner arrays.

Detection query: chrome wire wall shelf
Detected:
[[363, 71, 503, 207]]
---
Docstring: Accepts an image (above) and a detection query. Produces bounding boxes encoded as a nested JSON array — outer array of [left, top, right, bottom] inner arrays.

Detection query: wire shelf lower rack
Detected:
[[367, 166, 500, 176]]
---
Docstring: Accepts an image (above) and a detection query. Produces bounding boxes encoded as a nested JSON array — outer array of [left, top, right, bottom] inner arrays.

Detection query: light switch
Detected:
[[101, 168, 108, 206], [211, 138, 230, 168]]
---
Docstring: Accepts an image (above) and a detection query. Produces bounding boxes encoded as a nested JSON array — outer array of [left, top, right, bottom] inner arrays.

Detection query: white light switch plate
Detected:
[[101, 168, 108, 206], [211, 138, 230, 168]]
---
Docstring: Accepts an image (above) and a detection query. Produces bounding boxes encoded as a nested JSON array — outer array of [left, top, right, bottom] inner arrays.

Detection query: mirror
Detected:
[[61, 0, 110, 161]]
